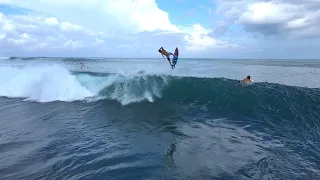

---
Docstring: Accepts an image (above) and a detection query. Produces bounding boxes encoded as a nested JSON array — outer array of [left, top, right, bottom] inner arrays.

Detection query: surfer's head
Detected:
[[158, 49, 161, 53], [247, 75, 251, 79]]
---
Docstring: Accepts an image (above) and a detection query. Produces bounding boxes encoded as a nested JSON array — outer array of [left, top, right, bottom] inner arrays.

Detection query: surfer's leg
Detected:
[[172, 58, 177, 66], [167, 56, 172, 62], [167, 57, 172, 66]]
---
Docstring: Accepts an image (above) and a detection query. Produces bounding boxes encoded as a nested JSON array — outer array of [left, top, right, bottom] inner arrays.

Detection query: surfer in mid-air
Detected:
[[158, 47, 179, 69]]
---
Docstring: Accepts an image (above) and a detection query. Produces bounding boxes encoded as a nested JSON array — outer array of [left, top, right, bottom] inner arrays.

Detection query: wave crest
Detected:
[[76, 72, 169, 104]]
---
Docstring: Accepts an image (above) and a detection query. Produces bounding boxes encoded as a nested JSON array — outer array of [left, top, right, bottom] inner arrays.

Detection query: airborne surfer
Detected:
[[158, 47, 179, 69]]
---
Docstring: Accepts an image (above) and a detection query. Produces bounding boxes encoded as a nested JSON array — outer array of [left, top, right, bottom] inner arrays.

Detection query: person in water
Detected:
[[171, 47, 179, 68], [158, 47, 173, 64], [239, 75, 253, 86]]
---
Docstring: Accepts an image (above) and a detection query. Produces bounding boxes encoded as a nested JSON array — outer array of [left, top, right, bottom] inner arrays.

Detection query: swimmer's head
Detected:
[[247, 75, 251, 79]]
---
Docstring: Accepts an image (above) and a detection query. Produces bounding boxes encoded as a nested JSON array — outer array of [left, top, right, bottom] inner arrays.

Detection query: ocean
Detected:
[[0, 57, 319, 180]]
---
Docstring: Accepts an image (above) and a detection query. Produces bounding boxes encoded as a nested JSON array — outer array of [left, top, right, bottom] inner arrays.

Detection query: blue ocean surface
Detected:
[[0, 57, 319, 180]]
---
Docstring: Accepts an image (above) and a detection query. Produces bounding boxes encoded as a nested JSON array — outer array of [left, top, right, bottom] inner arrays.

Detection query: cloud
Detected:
[[183, 24, 236, 50], [44, 17, 59, 26], [0, 13, 233, 57], [0, 0, 238, 57], [0, 12, 107, 56], [0, 0, 179, 33], [214, 0, 320, 39]]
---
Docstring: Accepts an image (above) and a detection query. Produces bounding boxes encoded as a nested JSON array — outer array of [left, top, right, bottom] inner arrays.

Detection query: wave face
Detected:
[[1, 64, 319, 135], [1, 64, 319, 132], [76, 72, 168, 104], [1, 64, 320, 134]]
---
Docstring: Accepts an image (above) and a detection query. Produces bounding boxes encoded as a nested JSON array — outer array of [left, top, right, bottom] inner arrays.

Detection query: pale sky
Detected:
[[0, 0, 319, 58]]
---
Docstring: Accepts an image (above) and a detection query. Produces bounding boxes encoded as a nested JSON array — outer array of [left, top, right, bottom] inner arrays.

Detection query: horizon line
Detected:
[[3, 56, 320, 60]]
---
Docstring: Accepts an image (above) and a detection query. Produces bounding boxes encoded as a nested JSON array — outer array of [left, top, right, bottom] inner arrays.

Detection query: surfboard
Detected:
[[173, 47, 179, 58], [171, 48, 179, 69]]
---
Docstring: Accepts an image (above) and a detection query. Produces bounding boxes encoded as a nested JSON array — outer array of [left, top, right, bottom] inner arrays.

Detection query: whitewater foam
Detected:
[[0, 64, 94, 102], [0, 64, 169, 105]]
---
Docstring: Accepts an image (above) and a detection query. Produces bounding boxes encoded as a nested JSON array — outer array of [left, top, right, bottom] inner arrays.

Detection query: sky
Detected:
[[0, 0, 320, 58]]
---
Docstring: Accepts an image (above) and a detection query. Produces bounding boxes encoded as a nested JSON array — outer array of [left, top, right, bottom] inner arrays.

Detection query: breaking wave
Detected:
[[0, 64, 168, 104], [0, 63, 319, 155], [0, 64, 319, 110]]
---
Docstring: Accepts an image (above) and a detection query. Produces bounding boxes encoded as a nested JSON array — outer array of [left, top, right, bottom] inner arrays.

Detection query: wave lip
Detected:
[[75, 70, 169, 105], [97, 74, 168, 105]]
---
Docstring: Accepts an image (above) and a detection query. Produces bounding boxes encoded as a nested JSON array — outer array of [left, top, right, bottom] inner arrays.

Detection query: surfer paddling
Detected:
[[238, 75, 253, 86]]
